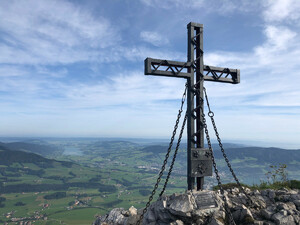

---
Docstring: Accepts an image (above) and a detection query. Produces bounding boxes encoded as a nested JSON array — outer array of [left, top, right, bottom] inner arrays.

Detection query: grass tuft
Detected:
[[213, 180, 300, 191]]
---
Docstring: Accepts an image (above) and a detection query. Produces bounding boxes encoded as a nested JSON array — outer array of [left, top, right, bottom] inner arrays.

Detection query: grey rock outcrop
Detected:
[[93, 188, 300, 225]]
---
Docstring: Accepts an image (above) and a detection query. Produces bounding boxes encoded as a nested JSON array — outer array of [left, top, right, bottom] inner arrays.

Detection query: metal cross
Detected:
[[144, 22, 240, 190]]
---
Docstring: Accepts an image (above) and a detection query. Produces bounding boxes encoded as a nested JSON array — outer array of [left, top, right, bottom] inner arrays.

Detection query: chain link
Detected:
[[201, 106, 236, 225], [159, 112, 187, 197], [191, 83, 235, 224], [136, 83, 251, 225], [136, 83, 187, 225], [203, 87, 253, 205]]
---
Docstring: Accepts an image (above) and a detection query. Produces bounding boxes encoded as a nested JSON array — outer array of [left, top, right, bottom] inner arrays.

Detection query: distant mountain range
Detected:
[[1, 140, 299, 165], [138, 143, 300, 164]]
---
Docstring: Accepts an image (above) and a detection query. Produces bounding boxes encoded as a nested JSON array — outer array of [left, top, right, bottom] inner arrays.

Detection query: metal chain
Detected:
[[201, 107, 236, 225], [136, 83, 187, 225], [159, 111, 187, 197], [203, 87, 253, 204]]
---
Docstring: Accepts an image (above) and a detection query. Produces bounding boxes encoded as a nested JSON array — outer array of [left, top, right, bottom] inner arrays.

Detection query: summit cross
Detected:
[[144, 22, 240, 190]]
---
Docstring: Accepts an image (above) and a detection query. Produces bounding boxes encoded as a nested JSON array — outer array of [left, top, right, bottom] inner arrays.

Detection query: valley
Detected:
[[0, 138, 300, 224]]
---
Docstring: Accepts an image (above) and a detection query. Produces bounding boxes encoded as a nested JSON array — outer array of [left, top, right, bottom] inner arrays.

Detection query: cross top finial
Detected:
[[187, 22, 203, 28]]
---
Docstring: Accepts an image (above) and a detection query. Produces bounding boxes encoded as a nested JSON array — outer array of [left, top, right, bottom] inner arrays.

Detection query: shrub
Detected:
[[290, 180, 300, 189], [253, 164, 296, 190], [69, 171, 76, 177], [139, 189, 151, 196], [15, 201, 26, 206], [68, 201, 74, 206], [103, 199, 123, 208], [44, 192, 66, 200], [265, 164, 288, 184], [98, 185, 117, 193]]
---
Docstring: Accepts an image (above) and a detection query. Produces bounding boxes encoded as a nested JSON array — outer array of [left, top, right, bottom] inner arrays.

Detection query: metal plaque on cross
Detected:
[[191, 148, 212, 177]]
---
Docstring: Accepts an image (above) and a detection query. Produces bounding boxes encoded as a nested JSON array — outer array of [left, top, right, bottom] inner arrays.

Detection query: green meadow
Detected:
[[1, 140, 300, 224]]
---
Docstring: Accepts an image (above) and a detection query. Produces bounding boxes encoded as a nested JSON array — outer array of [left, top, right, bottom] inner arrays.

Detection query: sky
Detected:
[[0, 0, 300, 148]]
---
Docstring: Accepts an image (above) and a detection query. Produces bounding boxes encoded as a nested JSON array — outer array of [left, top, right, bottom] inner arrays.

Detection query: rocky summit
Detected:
[[93, 188, 300, 225]]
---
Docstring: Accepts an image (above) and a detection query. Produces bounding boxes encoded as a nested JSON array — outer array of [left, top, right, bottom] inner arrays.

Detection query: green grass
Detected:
[[0, 161, 185, 224], [49, 207, 104, 225], [252, 180, 300, 190]]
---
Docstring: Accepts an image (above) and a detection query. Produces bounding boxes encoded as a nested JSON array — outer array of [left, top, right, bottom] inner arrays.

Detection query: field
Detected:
[[1, 139, 300, 224], [0, 140, 188, 224]]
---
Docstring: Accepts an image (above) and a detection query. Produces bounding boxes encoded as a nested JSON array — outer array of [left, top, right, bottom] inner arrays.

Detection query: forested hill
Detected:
[[0, 145, 72, 167], [0, 147, 50, 165], [0, 141, 62, 156], [212, 146, 300, 164]]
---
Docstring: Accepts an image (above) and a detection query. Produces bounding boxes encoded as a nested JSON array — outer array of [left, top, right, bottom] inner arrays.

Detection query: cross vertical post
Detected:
[[187, 23, 195, 190], [187, 22, 205, 190], [187, 22, 204, 190], [144, 22, 240, 191]]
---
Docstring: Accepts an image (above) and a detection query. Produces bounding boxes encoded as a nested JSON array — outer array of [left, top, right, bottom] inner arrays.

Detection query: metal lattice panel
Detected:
[[145, 58, 240, 83]]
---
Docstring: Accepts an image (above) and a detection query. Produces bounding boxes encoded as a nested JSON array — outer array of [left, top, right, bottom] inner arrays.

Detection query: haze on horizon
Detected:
[[0, 0, 300, 149]]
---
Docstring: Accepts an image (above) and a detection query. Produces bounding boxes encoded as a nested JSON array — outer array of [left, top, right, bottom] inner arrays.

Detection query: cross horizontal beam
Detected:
[[144, 58, 192, 78], [145, 57, 240, 84]]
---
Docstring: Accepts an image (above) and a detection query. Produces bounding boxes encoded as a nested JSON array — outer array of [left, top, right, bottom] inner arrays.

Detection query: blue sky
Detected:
[[0, 0, 300, 148]]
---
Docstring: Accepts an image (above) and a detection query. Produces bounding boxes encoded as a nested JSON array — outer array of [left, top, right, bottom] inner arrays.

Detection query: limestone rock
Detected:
[[290, 194, 300, 201], [168, 193, 194, 217], [293, 199, 300, 209], [261, 208, 274, 220], [269, 190, 276, 200], [129, 206, 137, 216], [170, 220, 184, 225], [272, 212, 296, 225], [208, 217, 224, 225], [93, 188, 300, 225], [232, 204, 254, 224], [264, 222, 276, 225]]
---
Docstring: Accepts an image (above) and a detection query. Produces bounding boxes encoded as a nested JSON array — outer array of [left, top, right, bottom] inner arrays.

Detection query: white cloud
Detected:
[[0, 0, 186, 66], [260, 25, 296, 50], [140, 31, 169, 47], [116, 46, 185, 62], [0, 67, 186, 112], [263, 0, 300, 23], [35, 67, 68, 78], [62, 71, 185, 109], [140, 0, 260, 14], [0, 0, 119, 65], [140, 0, 205, 9], [0, 65, 28, 77], [203, 17, 300, 109]]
